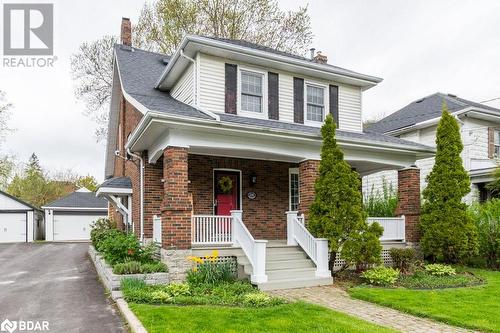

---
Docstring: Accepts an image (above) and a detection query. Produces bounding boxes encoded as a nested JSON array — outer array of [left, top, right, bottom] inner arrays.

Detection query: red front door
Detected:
[[214, 171, 239, 216]]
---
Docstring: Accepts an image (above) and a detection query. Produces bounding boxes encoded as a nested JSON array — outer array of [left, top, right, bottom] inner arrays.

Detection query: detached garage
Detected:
[[0, 190, 43, 243], [43, 188, 108, 242]]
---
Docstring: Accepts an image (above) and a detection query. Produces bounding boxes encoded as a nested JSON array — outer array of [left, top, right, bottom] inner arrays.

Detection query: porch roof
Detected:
[[96, 177, 133, 197]]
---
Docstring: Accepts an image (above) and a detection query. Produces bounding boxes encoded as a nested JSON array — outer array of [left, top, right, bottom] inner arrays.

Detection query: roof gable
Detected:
[[369, 93, 500, 134], [0, 190, 38, 211]]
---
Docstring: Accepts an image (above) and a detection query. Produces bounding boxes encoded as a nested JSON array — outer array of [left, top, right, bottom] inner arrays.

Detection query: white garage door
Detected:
[[53, 214, 104, 241], [0, 213, 27, 243]]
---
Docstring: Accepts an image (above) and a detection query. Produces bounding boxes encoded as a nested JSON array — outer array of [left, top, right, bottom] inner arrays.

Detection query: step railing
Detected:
[[231, 210, 268, 283], [191, 215, 233, 245], [367, 216, 405, 242], [286, 211, 330, 278]]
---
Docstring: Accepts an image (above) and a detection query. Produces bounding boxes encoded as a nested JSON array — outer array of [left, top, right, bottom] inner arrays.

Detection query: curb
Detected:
[[115, 297, 148, 333]]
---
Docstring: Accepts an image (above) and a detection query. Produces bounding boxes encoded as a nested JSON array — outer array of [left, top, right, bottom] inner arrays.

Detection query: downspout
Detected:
[[127, 149, 145, 242], [180, 50, 197, 107]]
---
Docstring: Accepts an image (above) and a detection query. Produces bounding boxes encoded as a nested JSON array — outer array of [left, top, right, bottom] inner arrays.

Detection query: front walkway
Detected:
[[269, 286, 477, 333]]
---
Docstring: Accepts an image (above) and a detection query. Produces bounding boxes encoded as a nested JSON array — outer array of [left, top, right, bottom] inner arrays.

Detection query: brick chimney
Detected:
[[313, 51, 328, 64], [120, 17, 132, 46]]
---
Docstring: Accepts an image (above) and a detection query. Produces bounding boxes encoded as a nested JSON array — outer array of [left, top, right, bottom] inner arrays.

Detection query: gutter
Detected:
[[127, 149, 145, 243]]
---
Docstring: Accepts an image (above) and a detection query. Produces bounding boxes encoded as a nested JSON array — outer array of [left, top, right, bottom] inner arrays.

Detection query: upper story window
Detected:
[[306, 84, 325, 123], [241, 70, 263, 113], [495, 130, 500, 156]]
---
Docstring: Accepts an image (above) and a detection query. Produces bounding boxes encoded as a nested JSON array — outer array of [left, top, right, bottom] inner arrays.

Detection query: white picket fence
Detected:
[[367, 216, 405, 242]]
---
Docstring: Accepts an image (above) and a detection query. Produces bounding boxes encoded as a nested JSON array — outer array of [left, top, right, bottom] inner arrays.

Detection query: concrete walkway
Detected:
[[269, 286, 478, 333]]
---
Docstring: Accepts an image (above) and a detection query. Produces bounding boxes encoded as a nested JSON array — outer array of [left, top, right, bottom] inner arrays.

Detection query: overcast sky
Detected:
[[1, 0, 500, 182]]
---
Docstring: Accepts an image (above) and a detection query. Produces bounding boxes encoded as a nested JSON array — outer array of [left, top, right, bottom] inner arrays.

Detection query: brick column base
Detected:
[[161, 146, 192, 250], [396, 167, 421, 243], [298, 160, 320, 219]]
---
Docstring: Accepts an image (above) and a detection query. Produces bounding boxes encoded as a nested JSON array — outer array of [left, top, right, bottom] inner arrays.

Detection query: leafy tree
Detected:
[[7, 154, 63, 207], [308, 114, 382, 273], [76, 175, 99, 192], [0, 90, 12, 142], [420, 103, 478, 263], [71, 0, 312, 140], [0, 155, 15, 190], [486, 167, 500, 196]]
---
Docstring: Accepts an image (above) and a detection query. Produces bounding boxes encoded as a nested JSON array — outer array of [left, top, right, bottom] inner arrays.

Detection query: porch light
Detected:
[[250, 172, 257, 186]]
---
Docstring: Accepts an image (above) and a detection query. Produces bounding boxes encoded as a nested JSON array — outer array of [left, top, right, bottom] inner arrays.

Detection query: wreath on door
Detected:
[[218, 176, 233, 194]]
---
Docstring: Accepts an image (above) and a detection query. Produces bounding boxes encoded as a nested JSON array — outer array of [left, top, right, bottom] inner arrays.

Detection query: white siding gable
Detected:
[[0, 192, 31, 210], [196, 53, 363, 132], [171, 63, 194, 105]]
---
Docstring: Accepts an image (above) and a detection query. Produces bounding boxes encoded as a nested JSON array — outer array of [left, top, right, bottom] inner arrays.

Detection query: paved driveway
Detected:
[[0, 243, 126, 333]]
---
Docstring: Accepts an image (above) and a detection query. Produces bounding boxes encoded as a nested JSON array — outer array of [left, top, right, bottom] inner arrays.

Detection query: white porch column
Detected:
[[230, 210, 242, 247], [252, 240, 268, 283], [286, 211, 298, 246], [315, 238, 331, 277]]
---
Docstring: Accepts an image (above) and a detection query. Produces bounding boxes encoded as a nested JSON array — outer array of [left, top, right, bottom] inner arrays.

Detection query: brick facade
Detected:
[[298, 160, 320, 218], [161, 147, 193, 249], [395, 167, 421, 243], [189, 154, 297, 240]]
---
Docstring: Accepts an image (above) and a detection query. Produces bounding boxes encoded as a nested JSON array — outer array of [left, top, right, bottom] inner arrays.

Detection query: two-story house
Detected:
[[365, 92, 500, 203], [97, 18, 434, 290]]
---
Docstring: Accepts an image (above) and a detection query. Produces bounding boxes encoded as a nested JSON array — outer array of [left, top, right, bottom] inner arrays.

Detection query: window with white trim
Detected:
[[289, 168, 299, 211], [306, 84, 325, 122], [240, 70, 263, 113], [495, 130, 500, 157]]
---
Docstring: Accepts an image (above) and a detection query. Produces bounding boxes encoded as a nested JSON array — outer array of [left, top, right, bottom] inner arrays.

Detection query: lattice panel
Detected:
[[332, 249, 394, 271]]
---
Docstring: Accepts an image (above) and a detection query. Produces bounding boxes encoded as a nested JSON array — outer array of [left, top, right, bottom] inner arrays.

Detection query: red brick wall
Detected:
[[298, 160, 320, 219], [162, 147, 193, 249], [188, 154, 297, 240], [396, 167, 421, 243]]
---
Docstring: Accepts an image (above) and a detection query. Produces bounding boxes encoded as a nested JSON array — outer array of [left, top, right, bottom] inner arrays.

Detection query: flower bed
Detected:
[[88, 245, 169, 291]]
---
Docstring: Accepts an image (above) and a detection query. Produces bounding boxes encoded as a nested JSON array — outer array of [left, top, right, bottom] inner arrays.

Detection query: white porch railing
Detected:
[[191, 215, 233, 245], [231, 210, 268, 283], [286, 211, 330, 278], [153, 215, 162, 244], [367, 216, 405, 242]]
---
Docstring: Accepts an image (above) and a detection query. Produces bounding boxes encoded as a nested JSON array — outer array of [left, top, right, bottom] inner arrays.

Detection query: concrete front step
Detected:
[[267, 252, 308, 261], [267, 267, 316, 280], [266, 259, 315, 270], [257, 276, 334, 291]]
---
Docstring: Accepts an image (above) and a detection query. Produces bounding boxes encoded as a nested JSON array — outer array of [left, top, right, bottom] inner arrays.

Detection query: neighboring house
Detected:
[[98, 18, 434, 289], [364, 92, 500, 203], [43, 188, 108, 242], [0, 190, 44, 243]]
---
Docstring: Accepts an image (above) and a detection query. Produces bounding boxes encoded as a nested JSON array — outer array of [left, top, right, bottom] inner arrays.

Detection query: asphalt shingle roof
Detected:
[[44, 191, 108, 209], [100, 177, 132, 189], [219, 114, 431, 150], [115, 45, 212, 120], [369, 93, 500, 134]]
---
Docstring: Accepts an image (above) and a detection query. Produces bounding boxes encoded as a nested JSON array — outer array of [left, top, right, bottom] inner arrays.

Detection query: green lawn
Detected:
[[129, 301, 397, 333], [349, 269, 500, 332]]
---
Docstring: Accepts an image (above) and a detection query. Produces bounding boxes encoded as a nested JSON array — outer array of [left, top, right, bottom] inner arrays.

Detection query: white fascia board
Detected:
[[96, 187, 133, 197], [41, 207, 108, 211], [156, 35, 382, 90]]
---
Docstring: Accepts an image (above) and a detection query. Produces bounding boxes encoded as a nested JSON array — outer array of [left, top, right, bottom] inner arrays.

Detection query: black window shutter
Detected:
[[225, 63, 237, 114], [329, 85, 339, 126], [293, 77, 304, 124], [268, 72, 279, 120]]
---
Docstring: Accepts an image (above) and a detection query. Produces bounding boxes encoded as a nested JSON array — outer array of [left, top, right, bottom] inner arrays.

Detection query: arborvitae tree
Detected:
[[420, 103, 478, 263], [308, 114, 381, 272]]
